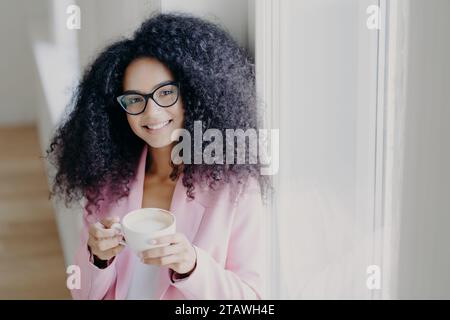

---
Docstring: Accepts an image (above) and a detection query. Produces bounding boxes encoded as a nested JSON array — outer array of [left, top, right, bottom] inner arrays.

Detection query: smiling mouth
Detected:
[[142, 119, 173, 131]]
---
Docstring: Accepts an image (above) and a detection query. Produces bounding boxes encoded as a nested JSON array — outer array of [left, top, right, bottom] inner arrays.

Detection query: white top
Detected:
[[126, 253, 160, 300]]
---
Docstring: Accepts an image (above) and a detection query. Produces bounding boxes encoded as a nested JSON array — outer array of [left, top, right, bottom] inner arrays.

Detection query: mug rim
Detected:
[[122, 207, 175, 234]]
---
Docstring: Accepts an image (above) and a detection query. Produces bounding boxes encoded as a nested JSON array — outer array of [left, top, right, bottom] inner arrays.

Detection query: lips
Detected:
[[142, 119, 173, 131]]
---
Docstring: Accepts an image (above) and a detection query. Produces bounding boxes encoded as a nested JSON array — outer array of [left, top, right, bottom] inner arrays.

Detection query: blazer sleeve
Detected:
[[169, 177, 266, 299], [70, 205, 118, 300]]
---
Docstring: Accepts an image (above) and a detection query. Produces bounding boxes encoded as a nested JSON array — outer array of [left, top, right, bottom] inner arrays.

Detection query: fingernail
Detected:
[[147, 239, 157, 245]]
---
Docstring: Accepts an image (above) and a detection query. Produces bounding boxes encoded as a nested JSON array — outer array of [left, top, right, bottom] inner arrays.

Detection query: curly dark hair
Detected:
[[46, 12, 270, 216]]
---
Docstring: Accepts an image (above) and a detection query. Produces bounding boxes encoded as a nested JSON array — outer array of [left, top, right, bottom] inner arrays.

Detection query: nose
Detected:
[[144, 97, 164, 116]]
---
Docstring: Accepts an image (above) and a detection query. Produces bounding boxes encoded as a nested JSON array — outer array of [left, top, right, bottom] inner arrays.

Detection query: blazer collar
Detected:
[[116, 143, 206, 299]]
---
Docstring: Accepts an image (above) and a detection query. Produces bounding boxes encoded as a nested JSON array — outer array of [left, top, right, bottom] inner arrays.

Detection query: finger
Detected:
[[97, 235, 122, 251], [89, 222, 118, 238], [167, 263, 181, 271], [141, 243, 185, 259], [87, 237, 99, 253], [88, 234, 122, 254], [109, 222, 123, 235], [97, 244, 125, 260], [99, 216, 120, 228], [149, 233, 184, 246], [142, 253, 181, 266]]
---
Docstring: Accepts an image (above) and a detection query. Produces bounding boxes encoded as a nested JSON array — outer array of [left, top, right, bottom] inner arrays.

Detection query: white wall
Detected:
[[161, 0, 250, 51], [261, 0, 381, 299], [395, 0, 450, 299], [76, 0, 157, 71], [0, 0, 41, 126], [26, 0, 82, 266]]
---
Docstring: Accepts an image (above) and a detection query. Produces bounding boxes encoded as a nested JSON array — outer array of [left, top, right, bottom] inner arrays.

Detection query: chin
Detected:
[[144, 136, 173, 149]]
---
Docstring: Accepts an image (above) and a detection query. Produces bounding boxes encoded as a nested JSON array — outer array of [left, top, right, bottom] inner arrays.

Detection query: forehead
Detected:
[[122, 57, 174, 92]]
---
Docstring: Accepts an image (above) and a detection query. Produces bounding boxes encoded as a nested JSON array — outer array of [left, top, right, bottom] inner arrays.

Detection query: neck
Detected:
[[147, 144, 174, 180]]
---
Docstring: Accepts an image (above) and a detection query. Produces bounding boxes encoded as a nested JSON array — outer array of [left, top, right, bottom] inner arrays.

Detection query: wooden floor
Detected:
[[0, 125, 70, 299]]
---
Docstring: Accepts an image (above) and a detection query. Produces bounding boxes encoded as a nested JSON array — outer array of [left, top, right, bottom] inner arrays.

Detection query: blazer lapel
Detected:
[[114, 143, 149, 299], [156, 170, 206, 299], [115, 144, 206, 300]]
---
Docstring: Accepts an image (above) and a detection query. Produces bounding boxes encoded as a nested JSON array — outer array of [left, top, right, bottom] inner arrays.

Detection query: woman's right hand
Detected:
[[87, 216, 125, 264]]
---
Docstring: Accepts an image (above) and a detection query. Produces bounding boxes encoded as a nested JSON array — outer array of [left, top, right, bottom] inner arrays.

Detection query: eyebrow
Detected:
[[122, 80, 175, 95]]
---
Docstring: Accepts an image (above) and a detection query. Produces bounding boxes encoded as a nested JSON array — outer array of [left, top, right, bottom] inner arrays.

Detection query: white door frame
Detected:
[[253, 0, 410, 299]]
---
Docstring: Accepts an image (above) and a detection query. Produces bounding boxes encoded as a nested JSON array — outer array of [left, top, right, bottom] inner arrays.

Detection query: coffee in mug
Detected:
[[112, 208, 176, 254]]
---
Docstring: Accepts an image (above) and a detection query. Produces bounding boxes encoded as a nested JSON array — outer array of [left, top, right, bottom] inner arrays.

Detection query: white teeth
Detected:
[[145, 120, 170, 130]]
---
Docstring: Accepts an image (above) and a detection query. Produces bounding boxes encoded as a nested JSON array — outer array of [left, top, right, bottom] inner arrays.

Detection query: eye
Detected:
[[160, 90, 174, 96], [129, 97, 141, 103], [124, 95, 144, 105]]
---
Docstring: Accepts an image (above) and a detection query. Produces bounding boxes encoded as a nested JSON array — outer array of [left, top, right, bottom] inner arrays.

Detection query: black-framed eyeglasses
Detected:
[[116, 81, 180, 115]]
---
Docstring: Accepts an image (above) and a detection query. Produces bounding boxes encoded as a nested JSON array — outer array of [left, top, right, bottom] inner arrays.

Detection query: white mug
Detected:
[[111, 208, 176, 255]]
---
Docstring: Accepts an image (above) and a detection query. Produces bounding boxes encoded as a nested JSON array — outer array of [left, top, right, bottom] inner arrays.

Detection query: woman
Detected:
[[47, 13, 268, 300]]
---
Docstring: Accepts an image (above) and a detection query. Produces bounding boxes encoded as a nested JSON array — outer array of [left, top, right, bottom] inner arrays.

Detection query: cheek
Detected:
[[126, 115, 140, 133]]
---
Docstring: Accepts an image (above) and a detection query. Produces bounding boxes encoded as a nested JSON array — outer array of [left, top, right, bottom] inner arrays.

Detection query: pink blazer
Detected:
[[70, 144, 265, 300]]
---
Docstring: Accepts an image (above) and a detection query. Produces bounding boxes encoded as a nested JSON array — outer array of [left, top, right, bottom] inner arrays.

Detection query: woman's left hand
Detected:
[[139, 232, 197, 275]]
